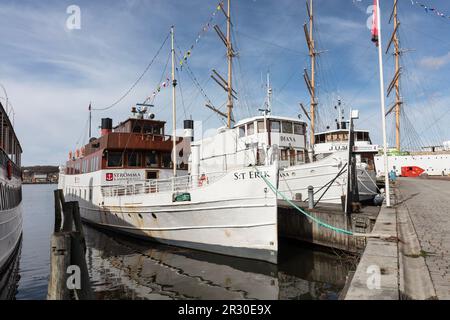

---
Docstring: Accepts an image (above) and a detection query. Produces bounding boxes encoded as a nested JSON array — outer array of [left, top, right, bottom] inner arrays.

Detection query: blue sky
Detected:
[[1, 0, 449, 165]]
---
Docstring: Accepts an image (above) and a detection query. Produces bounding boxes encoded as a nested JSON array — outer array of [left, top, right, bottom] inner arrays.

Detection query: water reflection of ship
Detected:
[[0, 237, 21, 300], [85, 225, 352, 300]]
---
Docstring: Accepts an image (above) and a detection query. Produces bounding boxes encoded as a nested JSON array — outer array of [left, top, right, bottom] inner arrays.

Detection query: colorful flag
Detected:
[[371, 0, 379, 47]]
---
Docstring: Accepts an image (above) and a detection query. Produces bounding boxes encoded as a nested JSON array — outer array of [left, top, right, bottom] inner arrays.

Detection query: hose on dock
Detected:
[[255, 166, 394, 239]]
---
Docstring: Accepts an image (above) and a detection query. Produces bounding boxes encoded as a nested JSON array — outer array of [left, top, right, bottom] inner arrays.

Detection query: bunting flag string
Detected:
[[143, 75, 171, 104], [179, 1, 224, 69], [410, 1, 450, 20]]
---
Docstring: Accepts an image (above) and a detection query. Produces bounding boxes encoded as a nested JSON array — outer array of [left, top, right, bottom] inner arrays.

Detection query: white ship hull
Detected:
[[0, 205, 23, 272], [356, 166, 378, 202], [61, 165, 279, 263], [278, 151, 348, 204], [375, 154, 450, 177]]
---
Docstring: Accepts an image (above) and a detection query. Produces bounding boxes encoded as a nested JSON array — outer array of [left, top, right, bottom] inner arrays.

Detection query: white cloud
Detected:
[[420, 52, 450, 70]]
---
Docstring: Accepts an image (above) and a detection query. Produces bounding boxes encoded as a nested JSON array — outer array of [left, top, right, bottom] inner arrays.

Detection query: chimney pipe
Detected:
[[184, 120, 194, 142], [101, 118, 113, 136]]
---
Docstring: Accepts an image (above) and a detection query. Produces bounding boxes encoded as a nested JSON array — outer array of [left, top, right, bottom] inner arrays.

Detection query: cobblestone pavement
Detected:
[[398, 178, 450, 299]]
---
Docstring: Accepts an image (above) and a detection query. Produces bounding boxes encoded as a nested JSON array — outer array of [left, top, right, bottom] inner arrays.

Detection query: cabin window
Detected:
[[107, 152, 123, 167], [297, 151, 304, 163], [294, 123, 303, 135], [247, 122, 255, 135], [282, 122, 293, 134], [280, 149, 288, 161], [146, 171, 158, 180], [162, 153, 172, 168], [257, 121, 266, 133], [271, 121, 281, 133], [143, 125, 153, 134], [127, 152, 141, 167], [133, 125, 142, 134], [356, 132, 364, 141], [145, 152, 159, 168], [153, 126, 163, 135], [239, 126, 245, 138]]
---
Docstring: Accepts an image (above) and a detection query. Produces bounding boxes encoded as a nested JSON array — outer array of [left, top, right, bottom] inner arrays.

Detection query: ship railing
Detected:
[[101, 171, 228, 198]]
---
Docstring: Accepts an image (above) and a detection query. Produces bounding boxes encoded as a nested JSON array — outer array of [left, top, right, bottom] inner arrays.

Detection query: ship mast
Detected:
[[303, 0, 317, 147], [171, 26, 177, 178], [211, 0, 236, 128], [226, 0, 233, 129], [386, 0, 402, 151]]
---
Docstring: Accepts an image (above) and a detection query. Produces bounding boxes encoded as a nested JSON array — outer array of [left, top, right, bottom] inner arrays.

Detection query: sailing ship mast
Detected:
[[386, 0, 402, 151], [226, 0, 234, 128], [210, 0, 236, 128], [303, 0, 317, 147]]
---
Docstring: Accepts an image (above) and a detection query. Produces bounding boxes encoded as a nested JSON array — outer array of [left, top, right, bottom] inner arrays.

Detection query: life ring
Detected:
[[198, 174, 208, 187], [7, 161, 12, 180]]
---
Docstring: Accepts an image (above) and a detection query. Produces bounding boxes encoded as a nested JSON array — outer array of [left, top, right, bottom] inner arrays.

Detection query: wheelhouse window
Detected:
[[257, 121, 266, 133], [153, 126, 163, 135], [239, 126, 245, 138], [316, 134, 325, 143], [143, 125, 153, 134], [132, 126, 142, 134], [107, 152, 123, 167], [270, 121, 281, 133], [294, 123, 304, 135], [145, 151, 159, 168], [247, 122, 255, 135], [127, 152, 141, 167], [282, 122, 293, 134], [162, 153, 173, 168]]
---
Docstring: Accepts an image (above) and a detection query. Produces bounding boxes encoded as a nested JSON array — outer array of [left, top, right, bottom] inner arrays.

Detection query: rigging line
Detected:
[[176, 67, 188, 120], [74, 116, 90, 149], [142, 51, 171, 106], [398, 47, 444, 145], [235, 30, 307, 56], [93, 31, 171, 112], [231, 26, 252, 118]]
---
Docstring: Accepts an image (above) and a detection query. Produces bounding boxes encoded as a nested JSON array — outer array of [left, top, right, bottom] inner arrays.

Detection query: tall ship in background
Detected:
[[0, 100, 23, 273], [374, 1, 450, 178]]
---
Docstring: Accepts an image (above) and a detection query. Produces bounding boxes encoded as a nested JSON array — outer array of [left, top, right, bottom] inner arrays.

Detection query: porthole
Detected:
[[138, 213, 143, 219], [152, 213, 157, 219]]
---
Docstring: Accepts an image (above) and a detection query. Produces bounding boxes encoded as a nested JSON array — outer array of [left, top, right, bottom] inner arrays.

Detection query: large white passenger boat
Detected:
[[0, 101, 23, 273], [59, 111, 280, 263]]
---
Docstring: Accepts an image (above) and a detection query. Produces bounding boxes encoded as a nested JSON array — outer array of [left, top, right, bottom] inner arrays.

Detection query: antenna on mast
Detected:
[[266, 72, 272, 115]]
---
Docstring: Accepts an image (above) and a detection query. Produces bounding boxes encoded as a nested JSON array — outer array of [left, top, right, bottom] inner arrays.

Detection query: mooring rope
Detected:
[[253, 166, 354, 236]]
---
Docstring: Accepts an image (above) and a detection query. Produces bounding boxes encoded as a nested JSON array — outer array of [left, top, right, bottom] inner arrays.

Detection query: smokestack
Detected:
[[101, 118, 113, 136], [184, 120, 194, 142]]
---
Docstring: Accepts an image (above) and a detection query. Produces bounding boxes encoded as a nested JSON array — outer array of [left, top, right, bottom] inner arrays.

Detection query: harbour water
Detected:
[[4, 184, 356, 300]]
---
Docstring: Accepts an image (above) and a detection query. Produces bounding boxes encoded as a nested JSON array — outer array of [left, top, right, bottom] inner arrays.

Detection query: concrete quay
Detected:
[[344, 177, 450, 300]]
